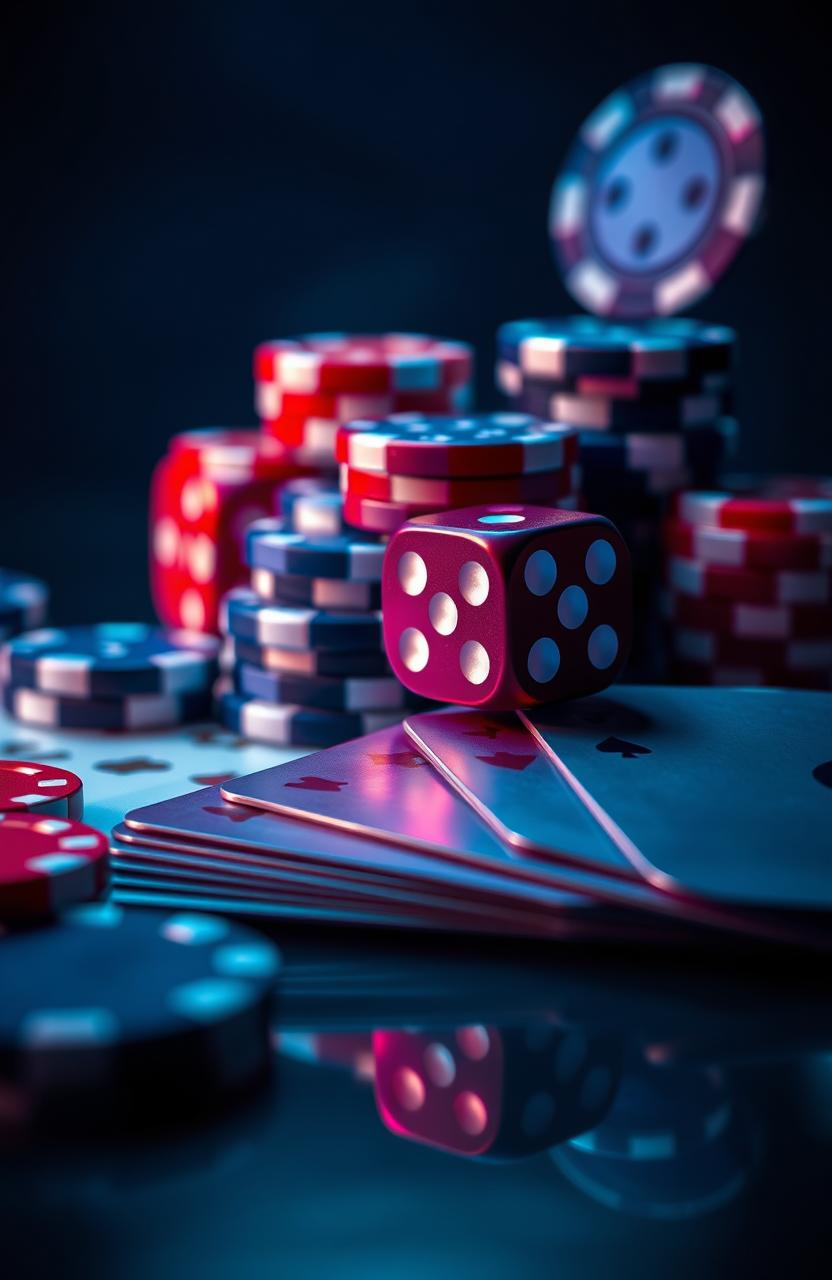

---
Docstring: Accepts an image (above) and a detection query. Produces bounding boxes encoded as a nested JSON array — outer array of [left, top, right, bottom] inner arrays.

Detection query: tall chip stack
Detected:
[[662, 478, 832, 689], [495, 61, 767, 679], [496, 319, 738, 676]]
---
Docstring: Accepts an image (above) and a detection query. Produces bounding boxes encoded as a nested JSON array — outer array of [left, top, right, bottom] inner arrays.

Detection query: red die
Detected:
[[373, 1022, 622, 1160], [149, 430, 314, 633], [382, 504, 632, 709]]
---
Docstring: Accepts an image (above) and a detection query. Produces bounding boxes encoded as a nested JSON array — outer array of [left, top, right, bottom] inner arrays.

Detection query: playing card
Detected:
[[218, 727, 692, 915], [120, 784, 662, 921], [402, 707, 640, 880], [520, 687, 832, 912]]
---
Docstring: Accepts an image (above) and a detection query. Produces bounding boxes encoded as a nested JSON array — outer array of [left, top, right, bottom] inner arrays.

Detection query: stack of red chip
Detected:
[[663, 477, 832, 689], [337, 412, 582, 535], [149, 430, 316, 633], [254, 333, 475, 469]]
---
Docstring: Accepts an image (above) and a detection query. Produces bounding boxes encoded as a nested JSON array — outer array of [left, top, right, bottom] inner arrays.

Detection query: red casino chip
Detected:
[[664, 518, 832, 572], [0, 812, 108, 916], [670, 660, 832, 691], [664, 592, 832, 640], [0, 760, 84, 820], [674, 477, 832, 535], [667, 556, 832, 606], [340, 462, 581, 506], [672, 625, 832, 673], [168, 430, 312, 483], [254, 384, 469, 422], [253, 334, 473, 394], [343, 490, 579, 535]]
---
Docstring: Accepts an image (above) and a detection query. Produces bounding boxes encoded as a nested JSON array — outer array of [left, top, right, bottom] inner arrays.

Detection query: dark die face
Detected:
[[372, 1021, 623, 1160], [382, 505, 632, 710]]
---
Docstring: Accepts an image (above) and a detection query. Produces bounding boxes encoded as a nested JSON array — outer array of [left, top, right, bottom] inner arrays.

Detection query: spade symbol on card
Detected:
[[476, 751, 536, 772], [812, 760, 832, 790], [596, 736, 652, 760], [285, 776, 349, 792]]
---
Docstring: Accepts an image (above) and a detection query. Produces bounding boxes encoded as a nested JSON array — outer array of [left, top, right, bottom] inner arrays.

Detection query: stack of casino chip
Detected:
[[0, 569, 49, 641], [216, 480, 422, 747], [254, 333, 475, 469], [496, 318, 739, 675], [0, 623, 220, 730], [336, 412, 581, 535], [663, 478, 832, 689]]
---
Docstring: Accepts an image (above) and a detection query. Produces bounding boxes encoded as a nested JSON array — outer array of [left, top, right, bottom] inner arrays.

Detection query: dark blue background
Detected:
[[2, 0, 828, 622]]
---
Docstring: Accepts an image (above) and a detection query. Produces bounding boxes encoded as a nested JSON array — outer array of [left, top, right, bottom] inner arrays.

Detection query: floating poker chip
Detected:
[[577, 425, 731, 474], [279, 480, 346, 537], [0, 760, 84, 820], [674, 478, 832, 535], [339, 462, 581, 506], [336, 413, 579, 478], [236, 662, 420, 712], [667, 556, 832, 606], [665, 518, 832, 572], [497, 318, 737, 380], [672, 626, 832, 673], [224, 589, 383, 652], [0, 903, 280, 1124], [245, 519, 385, 581], [663, 591, 832, 640], [250, 567, 382, 612], [253, 333, 474, 395], [0, 812, 108, 916], [549, 63, 766, 317], [232, 639, 392, 679], [2, 685, 213, 731], [1, 624, 220, 699], [0, 569, 49, 639], [217, 691, 402, 748], [570, 1069, 732, 1162], [520, 385, 731, 433]]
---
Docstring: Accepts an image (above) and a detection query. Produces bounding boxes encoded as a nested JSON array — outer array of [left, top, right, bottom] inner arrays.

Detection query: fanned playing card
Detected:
[[520, 686, 832, 913]]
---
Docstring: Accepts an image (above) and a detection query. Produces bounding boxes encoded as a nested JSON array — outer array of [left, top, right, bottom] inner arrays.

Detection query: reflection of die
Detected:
[[372, 1022, 622, 1160], [149, 432, 312, 633], [382, 505, 632, 709]]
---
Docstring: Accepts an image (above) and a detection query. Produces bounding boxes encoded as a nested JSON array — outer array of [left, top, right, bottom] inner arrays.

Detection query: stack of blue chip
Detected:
[[217, 480, 424, 747], [0, 623, 220, 730]]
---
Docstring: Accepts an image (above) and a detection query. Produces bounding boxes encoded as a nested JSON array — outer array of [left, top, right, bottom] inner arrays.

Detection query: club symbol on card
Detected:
[[596, 736, 651, 760], [204, 805, 259, 822], [476, 751, 536, 771], [812, 760, 832, 790], [284, 776, 348, 792], [191, 772, 235, 786], [95, 756, 172, 776], [368, 752, 425, 769]]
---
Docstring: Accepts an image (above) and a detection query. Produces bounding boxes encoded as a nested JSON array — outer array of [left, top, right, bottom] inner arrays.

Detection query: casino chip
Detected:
[[0, 812, 107, 916], [0, 569, 49, 640], [665, 519, 832, 572], [251, 567, 382, 612], [224, 588, 383, 652], [1, 624, 220, 698], [339, 462, 581, 506], [0, 903, 280, 1124], [336, 413, 579, 478], [232, 639, 392, 678], [664, 593, 832, 641], [280, 479, 346, 537], [549, 64, 766, 317], [668, 557, 832, 606], [253, 333, 473, 394], [218, 690, 402, 747], [237, 662, 420, 711], [3, 685, 213, 731], [675, 477, 832, 534], [245, 519, 385, 580], [0, 760, 84, 820]]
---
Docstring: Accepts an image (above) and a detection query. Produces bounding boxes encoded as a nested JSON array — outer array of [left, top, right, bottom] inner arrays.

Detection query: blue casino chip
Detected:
[[2, 683, 213, 731], [279, 480, 346, 538], [518, 382, 733, 433], [223, 589, 383, 652], [0, 902, 280, 1124], [0, 569, 49, 640], [237, 661, 418, 712], [250, 567, 382, 612], [232, 638, 392, 679], [1, 624, 220, 698], [217, 690, 402, 747], [245, 519, 385, 581]]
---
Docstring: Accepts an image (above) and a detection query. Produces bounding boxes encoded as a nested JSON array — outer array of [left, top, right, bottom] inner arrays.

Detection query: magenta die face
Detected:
[[382, 504, 632, 709]]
